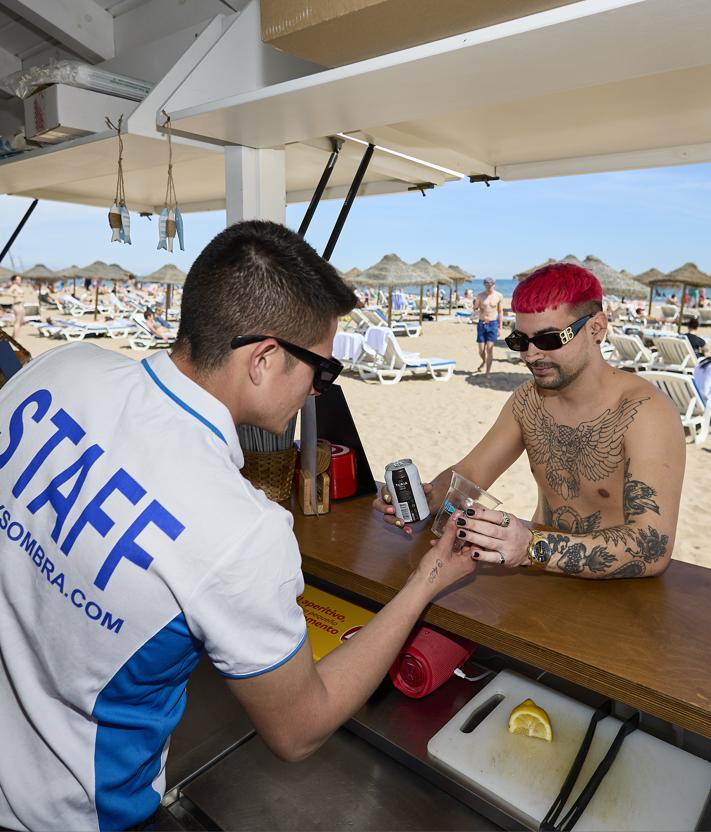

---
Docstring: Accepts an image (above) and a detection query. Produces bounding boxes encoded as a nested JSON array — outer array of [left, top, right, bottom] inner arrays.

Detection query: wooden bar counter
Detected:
[[290, 493, 711, 739]]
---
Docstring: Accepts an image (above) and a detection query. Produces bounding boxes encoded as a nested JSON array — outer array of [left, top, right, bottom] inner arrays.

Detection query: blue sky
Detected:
[[2, 162, 710, 279]]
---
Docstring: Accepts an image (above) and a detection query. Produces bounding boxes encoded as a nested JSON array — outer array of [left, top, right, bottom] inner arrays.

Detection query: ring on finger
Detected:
[[500, 511, 511, 528], [499, 552, 506, 565]]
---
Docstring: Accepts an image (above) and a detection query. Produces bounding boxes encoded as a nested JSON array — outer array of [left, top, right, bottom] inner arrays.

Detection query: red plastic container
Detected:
[[389, 626, 476, 698]]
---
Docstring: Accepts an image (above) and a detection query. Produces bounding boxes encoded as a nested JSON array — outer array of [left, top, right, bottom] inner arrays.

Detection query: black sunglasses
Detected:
[[230, 335, 343, 393], [505, 314, 593, 352]]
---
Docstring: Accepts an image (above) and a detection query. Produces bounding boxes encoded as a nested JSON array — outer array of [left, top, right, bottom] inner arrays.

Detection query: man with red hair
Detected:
[[375, 262, 685, 579]]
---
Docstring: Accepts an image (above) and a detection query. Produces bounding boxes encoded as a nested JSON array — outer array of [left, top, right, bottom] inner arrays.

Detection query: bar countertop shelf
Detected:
[[289, 493, 711, 740]]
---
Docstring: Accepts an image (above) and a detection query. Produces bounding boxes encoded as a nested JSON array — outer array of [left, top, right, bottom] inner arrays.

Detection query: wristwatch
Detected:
[[527, 530, 552, 569]]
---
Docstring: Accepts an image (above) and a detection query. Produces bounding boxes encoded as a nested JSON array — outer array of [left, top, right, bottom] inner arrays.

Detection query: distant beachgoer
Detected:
[[668, 293, 678, 306], [8, 274, 25, 340], [154, 305, 174, 329], [144, 308, 172, 340], [685, 318, 708, 357], [473, 278, 503, 376]]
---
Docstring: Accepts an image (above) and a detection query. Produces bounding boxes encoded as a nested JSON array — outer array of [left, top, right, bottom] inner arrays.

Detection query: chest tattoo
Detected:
[[512, 382, 649, 500]]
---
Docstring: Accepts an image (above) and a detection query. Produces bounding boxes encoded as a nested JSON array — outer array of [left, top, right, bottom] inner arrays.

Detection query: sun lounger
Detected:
[[33, 317, 135, 341], [659, 304, 679, 325], [54, 295, 100, 317], [698, 309, 711, 324], [607, 333, 656, 370], [639, 370, 710, 444], [651, 335, 698, 374], [355, 326, 455, 384], [348, 307, 421, 337], [128, 313, 176, 351]]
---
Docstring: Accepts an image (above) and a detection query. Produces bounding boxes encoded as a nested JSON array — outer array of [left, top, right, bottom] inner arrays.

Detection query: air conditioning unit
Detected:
[[24, 84, 139, 144]]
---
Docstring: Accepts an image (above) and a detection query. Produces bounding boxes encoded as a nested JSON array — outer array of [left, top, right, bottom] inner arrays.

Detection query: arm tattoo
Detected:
[[513, 382, 649, 500], [548, 525, 668, 577], [542, 459, 664, 567], [428, 559, 444, 583]]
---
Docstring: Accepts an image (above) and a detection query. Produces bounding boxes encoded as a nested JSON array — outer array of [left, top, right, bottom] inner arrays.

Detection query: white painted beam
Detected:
[[225, 146, 285, 224], [0, 45, 21, 78], [2, 0, 115, 62], [497, 142, 711, 180]]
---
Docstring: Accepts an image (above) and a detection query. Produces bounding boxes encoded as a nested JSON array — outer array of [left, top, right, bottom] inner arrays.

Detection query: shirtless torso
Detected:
[[475, 289, 503, 321]]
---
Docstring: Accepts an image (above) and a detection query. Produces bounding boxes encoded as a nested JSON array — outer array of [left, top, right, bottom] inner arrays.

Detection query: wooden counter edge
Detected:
[[300, 551, 711, 740]]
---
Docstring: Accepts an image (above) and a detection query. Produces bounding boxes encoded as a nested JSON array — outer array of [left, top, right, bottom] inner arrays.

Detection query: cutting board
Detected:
[[427, 671, 711, 831]]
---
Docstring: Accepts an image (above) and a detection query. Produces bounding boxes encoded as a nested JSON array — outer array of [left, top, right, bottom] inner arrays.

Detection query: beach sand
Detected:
[[12, 313, 711, 569]]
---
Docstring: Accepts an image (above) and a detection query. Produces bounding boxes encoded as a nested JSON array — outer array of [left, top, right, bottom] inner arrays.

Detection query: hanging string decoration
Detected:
[[158, 113, 184, 253], [106, 116, 131, 244]]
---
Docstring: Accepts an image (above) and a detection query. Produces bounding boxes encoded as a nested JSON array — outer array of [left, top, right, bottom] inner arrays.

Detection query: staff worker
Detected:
[[0, 221, 476, 831], [375, 263, 684, 579]]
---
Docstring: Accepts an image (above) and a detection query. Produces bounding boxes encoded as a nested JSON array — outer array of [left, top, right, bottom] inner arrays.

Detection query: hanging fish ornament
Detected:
[[108, 203, 123, 242], [157, 208, 176, 252], [106, 116, 131, 244], [158, 112, 185, 253], [174, 206, 184, 252]]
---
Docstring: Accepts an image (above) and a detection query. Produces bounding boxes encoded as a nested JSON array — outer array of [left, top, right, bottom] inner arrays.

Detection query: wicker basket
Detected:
[[242, 446, 298, 502]]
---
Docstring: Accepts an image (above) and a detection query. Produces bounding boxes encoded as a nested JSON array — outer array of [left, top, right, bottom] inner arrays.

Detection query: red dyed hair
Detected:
[[511, 263, 603, 314]]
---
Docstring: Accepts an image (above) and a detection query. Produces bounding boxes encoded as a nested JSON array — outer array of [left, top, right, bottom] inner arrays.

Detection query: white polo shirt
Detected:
[[0, 343, 306, 831]]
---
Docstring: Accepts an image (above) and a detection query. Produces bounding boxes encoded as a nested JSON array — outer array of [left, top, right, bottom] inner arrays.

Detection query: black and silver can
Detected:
[[385, 459, 430, 524]]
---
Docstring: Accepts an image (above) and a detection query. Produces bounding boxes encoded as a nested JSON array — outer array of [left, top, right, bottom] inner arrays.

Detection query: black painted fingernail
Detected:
[[466, 508, 476, 517], [473, 551, 480, 558], [457, 530, 467, 538], [456, 518, 466, 526]]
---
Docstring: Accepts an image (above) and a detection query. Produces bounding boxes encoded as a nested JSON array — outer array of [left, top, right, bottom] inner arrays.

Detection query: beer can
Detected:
[[385, 459, 430, 524]]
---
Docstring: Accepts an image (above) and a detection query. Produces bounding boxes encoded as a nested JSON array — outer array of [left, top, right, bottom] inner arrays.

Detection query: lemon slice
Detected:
[[508, 698, 553, 741]]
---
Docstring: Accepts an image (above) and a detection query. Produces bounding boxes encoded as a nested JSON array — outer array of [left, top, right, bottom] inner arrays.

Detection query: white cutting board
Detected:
[[427, 671, 711, 831]]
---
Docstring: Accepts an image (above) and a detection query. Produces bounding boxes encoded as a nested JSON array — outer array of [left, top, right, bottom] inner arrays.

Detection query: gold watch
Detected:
[[527, 530, 552, 569]]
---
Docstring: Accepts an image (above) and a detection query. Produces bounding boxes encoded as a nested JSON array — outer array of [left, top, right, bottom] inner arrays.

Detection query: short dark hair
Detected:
[[173, 221, 357, 373], [688, 317, 699, 330]]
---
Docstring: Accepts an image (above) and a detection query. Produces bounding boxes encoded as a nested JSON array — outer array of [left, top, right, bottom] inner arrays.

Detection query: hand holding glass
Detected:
[[432, 472, 501, 551]]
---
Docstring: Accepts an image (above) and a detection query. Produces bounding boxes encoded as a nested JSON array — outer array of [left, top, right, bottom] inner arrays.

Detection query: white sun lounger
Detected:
[[128, 313, 176, 351], [639, 370, 710, 444], [355, 327, 455, 384], [348, 307, 421, 338], [34, 317, 135, 341], [608, 333, 656, 370], [651, 335, 698, 374]]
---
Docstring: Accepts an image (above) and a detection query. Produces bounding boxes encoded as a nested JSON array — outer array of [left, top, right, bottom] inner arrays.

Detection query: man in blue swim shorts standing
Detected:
[[474, 277, 504, 376]]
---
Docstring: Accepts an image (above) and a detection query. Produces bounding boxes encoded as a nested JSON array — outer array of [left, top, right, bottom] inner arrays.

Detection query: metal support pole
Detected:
[[435, 281, 440, 320], [677, 283, 686, 333], [647, 286, 653, 320], [0, 199, 39, 264], [323, 143, 375, 262], [298, 139, 342, 237]]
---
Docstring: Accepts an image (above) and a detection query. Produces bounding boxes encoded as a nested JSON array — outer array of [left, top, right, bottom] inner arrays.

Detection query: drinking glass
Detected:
[[431, 471, 501, 550]]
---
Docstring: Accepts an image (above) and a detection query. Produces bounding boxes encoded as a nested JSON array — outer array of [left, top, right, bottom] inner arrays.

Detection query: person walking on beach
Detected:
[[0, 221, 476, 831], [7, 274, 25, 341], [375, 262, 685, 579], [473, 277, 504, 376]]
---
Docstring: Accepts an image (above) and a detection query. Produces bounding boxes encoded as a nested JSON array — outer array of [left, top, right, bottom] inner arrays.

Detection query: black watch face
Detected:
[[532, 539, 551, 563]]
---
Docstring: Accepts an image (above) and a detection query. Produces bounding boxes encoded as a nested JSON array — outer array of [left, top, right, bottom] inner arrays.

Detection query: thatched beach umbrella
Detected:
[[0, 264, 15, 282], [70, 261, 131, 319], [22, 264, 61, 309], [664, 263, 711, 332], [359, 254, 416, 325], [514, 258, 557, 281], [634, 268, 668, 317], [579, 255, 648, 298], [140, 263, 187, 311], [411, 258, 453, 321], [340, 267, 363, 285]]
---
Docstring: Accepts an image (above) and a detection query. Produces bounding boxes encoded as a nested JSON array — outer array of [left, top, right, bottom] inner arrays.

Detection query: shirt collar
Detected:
[[142, 351, 244, 469]]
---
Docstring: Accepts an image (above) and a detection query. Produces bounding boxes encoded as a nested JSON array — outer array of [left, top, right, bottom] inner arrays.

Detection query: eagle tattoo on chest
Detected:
[[512, 383, 649, 500]]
